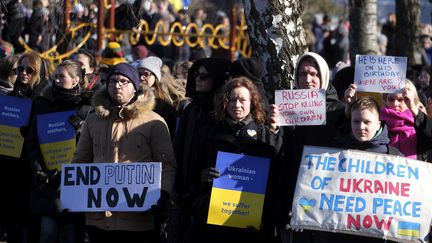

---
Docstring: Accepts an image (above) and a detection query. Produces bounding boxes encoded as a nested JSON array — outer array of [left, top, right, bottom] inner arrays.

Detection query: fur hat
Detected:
[[229, 57, 264, 83], [107, 63, 140, 91], [134, 56, 162, 81]]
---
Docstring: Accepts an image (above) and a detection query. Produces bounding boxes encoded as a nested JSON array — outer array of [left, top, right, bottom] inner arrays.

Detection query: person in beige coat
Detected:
[[72, 63, 176, 243]]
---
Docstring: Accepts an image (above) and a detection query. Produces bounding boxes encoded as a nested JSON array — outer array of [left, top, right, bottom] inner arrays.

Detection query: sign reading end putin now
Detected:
[[60, 162, 161, 212], [290, 146, 432, 242], [0, 96, 32, 158]]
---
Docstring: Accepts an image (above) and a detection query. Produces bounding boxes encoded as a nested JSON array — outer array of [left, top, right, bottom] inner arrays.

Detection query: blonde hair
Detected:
[[160, 64, 186, 109], [18, 52, 50, 88], [382, 79, 420, 107]]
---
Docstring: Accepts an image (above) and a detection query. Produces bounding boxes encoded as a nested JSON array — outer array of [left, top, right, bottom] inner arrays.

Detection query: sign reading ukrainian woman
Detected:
[[207, 152, 270, 228], [274, 89, 326, 126], [0, 96, 32, 157], [290, 146, 432, 242], [37, 110, 76, 171]]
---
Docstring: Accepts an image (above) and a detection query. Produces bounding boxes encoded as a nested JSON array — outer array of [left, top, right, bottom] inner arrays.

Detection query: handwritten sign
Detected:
[[60, 162, 161, 212], [275, 89, 326, 126], [37, 111, 76, 171], [290, 146, 432, 242], [354, 55, 407, 93], [0, 96, 32, 158], [207, 151, 270, 229]]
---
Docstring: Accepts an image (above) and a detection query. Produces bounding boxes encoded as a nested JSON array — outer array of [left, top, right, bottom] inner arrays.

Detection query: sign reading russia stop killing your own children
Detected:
[[290, 146, 432, 242], [354, 55, 407, 93], [274, 89, 326, 126], [60, 162, 161, 212]]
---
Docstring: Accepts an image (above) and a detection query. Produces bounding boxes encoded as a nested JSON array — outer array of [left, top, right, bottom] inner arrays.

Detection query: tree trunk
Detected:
[[242, 0, 308, 96], [395, 0, 420, 67], [349, 0, 378, 64]]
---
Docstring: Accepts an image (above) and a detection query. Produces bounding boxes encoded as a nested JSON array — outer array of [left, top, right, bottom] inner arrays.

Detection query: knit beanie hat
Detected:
[[229, 57, 264, 83], [107, 63, 140, 91], [134, 56, 162, 81], [101, 42, 127, 66]]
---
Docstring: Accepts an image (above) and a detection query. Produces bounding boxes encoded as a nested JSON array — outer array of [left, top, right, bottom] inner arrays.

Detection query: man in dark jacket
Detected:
[[268, 52, 345, 243]]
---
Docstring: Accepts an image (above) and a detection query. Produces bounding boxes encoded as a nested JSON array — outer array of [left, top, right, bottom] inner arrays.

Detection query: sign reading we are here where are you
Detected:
[[290, 146, 432, 242]]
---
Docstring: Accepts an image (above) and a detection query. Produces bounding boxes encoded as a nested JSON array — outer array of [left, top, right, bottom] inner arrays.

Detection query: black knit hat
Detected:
[[107, 63, 140, 91], [229, 57, 264, 83]]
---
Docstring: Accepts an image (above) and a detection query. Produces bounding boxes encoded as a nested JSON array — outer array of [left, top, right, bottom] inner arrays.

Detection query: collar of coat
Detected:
[[92, 84, 155, 119]]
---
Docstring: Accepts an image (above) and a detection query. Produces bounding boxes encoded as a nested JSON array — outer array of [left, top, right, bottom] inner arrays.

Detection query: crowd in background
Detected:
[[1, 1, 432, 243]]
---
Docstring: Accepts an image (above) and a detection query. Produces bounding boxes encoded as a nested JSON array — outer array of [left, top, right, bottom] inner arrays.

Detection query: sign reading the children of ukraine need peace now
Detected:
[[60, 162, 161, 212], [290, 146, 432, 242], [207, 151, 270, 229], [274, 89, 326, 126], [354, 55, 407, 93], [37, 110, 76, 171], [0, 96, 32, 158]]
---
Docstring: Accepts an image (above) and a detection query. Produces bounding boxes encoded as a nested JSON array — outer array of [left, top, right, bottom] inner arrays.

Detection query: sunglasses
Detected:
[[18, 66, 35, 75], [197, 73, 211, 80]]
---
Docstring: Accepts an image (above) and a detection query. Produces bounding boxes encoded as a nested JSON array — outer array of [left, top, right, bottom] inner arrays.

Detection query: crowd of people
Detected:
[[1, 1, 432, 243]]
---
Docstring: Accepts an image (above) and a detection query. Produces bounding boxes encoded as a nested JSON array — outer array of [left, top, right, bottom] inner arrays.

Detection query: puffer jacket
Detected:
[[72, 85, 176, 232]]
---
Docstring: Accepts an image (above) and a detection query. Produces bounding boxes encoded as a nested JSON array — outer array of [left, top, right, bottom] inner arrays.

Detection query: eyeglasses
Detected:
[[108, 78, 132, 87], [18, 66, 35, 75], [139, 70, 153, 78]]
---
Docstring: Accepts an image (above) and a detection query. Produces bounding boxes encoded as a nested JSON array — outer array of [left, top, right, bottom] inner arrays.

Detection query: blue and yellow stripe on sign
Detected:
[[207, 187, 265, 229], [40, 138, 76, 171], [0, 124, 24, 158], [397, 221, 420, 237]]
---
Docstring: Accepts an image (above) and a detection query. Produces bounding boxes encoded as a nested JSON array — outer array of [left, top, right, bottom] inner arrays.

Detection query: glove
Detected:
[[68, 115, 84, 131], [143, 190, 170, 215], [201, 167, 220, 185]]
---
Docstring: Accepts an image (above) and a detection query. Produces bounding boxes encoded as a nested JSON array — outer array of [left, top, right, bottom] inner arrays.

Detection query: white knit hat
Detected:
[[134, 56, 162, 81]]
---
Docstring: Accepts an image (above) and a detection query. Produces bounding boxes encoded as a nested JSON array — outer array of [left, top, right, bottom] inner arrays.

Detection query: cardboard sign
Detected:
[[37, 111, 76, 171], [207, 151, 270, 229], [354, 55, 407, 93], [0, 96, 32, 158], [60, 162, 161, 212], [275, 89, 326, 126], [290, 146, 432, 242]]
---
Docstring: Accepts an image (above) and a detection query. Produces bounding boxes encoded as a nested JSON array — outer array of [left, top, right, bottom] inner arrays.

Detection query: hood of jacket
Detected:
[[294, 52, 330, 90], [335, 120, 390, 154], [92, 83, 155, 119], [185, 58, 231, 103]]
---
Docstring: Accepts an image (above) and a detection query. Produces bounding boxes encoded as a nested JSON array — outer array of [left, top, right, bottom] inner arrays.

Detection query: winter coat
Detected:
[[0, 79, 13, 95], [154, 98, 177, 140], [72, 85, 176, 232], [173, 58, 231, 207], [413, 111, 432, 162], [184, 117, 282, 243], [26, 84, 92, 215]]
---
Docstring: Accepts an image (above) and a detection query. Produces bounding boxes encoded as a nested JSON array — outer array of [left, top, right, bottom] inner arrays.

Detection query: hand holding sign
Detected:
[[344, 84, 357, 104], [402, 85, 419, 116]]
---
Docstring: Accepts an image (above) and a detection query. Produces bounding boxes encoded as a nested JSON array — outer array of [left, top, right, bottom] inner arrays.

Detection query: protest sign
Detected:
[[207, 151, 270, 229], [274, 89, 326, 126], [37, 111, 76, 171], [60, 162, 161, 212], [290, 146, 432, 242], [0, 96, 32, 158], [354, 55, 407, 93]]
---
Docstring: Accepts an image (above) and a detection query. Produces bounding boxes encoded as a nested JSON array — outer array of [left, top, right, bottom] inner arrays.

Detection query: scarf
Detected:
[[380, 106, 417, 159], [52, 83, 82, 109]]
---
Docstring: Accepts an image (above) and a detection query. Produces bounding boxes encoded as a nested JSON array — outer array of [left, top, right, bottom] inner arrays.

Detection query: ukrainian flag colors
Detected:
[[0, 96, 32, 158], [397, 221, 420, 237], [37, 111, 76, 171], [207, 151, 270, 229]]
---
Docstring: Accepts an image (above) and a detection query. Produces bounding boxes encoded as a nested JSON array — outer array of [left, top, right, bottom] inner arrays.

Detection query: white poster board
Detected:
[[274, 89, 326, 126], [354, 55, 407, 93], [290, 146, 432, 242], [60, 162, 161, 212]]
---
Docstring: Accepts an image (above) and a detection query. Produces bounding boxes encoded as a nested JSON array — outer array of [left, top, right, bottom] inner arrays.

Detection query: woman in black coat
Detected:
[[27, 60, 90, 243], [182, 77, 281, 243]]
